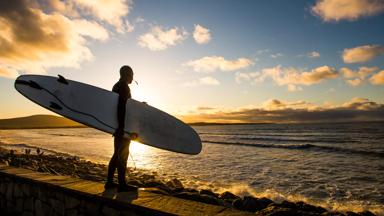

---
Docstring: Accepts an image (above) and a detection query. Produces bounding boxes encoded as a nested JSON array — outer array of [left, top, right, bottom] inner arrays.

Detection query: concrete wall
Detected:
[[0, 165, 249, 216]]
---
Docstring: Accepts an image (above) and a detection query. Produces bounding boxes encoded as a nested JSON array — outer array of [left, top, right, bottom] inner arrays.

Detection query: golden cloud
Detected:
[[185, 56, 254, 73], [138, 26, 187, 51], [45, 0, 132, 32], [179, 98, 384, 123], [342, 45, 384, 63], [0, 0, 131, 79], [370, 70, 384, 85], [312, 0, 384, 22], [340, 66, 379, 86], [252, 65, 338, 91]]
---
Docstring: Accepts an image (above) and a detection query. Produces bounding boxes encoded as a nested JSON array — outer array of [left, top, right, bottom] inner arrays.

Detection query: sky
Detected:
[[0, 0, 384, 123]]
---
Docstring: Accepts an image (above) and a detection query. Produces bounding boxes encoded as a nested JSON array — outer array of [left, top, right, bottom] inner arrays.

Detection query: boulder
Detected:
[[219, 191, 239, 201], [199, 189, 218, 197], [233, 196, 265, 212], [255, 205, 297, 216]]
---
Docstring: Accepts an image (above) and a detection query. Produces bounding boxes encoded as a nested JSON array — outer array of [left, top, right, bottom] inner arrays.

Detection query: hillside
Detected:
[[0, 115, 84, 129]]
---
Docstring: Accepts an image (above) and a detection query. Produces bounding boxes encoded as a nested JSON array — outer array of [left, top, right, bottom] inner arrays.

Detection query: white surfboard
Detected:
[[14, 75, 202, 155]]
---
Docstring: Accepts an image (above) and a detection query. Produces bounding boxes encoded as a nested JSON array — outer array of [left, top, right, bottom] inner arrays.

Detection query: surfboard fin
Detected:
[[49, 102, 63, 110], [57, 75, 69, 85]]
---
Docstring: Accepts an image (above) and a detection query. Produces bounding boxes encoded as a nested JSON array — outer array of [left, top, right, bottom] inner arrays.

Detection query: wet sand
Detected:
[[0, 147, 376, 216]]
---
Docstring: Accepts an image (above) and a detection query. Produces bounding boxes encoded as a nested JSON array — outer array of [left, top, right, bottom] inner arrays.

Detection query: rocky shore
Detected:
[[0, 147, 376, 216]]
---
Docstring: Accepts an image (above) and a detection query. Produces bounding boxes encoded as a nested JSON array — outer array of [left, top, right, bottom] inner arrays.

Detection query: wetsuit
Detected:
[[107, 79, 131, 186]]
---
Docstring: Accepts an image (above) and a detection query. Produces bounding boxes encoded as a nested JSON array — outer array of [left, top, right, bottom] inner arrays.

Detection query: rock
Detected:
[[320, 212, 345, 216], [66, 209, 78, 216], [295, 201, 327, 213], [24, 197, 34, 211], [255, 205, 297, 216], [258, 197, 273, 208], [84, 202, 100, 215], [6, 182, 13, 200], [64, 196, 80, 209], [49, 198, 65, 215], [102, 205, 119, 216], [278, 200, 296, 209], [15, 198, 23, 212], [175, 192, 220, 205], [233, 196, 265, 212], [166, 178, 183, 189], [219, 191, 239, 201], [22, 211, 33, 216], [142, 180, 163, 188], [346, 212, 360, 216], [126, 179, 143, 187], [13, 184, 23, 198], [357, 211, 376, 216], [199, 189, 218, 197], [35, 199, 50, 216]]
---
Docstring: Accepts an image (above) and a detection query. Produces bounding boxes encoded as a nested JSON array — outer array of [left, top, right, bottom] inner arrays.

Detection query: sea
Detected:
[[0, 122, 383, 215]]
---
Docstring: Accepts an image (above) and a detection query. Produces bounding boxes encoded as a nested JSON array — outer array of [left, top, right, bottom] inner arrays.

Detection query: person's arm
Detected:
[[116, 85, 128, 134], [112, 82, 129, 137]]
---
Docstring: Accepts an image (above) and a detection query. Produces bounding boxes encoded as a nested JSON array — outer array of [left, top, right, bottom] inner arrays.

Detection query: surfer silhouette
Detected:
[[105, 65, 137, 192]]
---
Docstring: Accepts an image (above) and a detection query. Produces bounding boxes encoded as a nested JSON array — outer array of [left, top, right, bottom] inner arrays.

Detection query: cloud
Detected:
[[250, 65, 338, 91], [340, 66, 378, 79], [270, 53, 282, 58], [183, 76, 220, 87], [179, 98, 384, 123], [262, 99, 318, 111], [185, 56, 254, 73], [0, 66, 19, 79], [235, 72, 259, 84], [346, 78, 363, 87], [342, 97, 382, 110], [138, 26, 187, 51], [0, 0, 116, 78], [62, 0, 132, 32], [342, 45, 384, 63], [307, 51, 320, 58], [340, 66, 379, 86], [312, 0, 384, 22], [370, 70, 384, 85], [193, 24, 211, 44]]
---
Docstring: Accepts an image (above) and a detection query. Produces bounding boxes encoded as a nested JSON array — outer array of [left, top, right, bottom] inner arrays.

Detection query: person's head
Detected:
[[120, 65, 133, 84]]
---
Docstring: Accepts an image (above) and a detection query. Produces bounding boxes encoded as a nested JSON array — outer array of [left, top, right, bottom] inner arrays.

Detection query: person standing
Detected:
[[105, 65, 137, 192]]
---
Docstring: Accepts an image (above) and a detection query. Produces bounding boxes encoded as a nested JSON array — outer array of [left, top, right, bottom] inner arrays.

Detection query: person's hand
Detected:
[[129, 132, 138, 140], [113, 128, 124, 137]]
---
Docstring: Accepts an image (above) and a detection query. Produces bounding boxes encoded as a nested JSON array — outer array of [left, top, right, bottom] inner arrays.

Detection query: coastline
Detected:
[[0, 146, 377, 216]]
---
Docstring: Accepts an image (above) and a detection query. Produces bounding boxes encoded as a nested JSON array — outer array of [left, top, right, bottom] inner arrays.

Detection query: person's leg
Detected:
[[106, 152, 117, 182], [105, 136, 119, 188], [117, 137, 130, 186], [117, 137, 136, 192]]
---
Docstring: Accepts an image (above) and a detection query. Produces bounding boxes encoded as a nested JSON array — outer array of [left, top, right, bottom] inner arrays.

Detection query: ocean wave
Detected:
[[199, 133, 358, 143], [202, 140, 384, 157], [237, 136, 357, 144]]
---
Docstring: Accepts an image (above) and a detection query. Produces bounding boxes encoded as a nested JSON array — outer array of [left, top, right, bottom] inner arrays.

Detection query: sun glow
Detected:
[[129, 140, 150, 155]]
